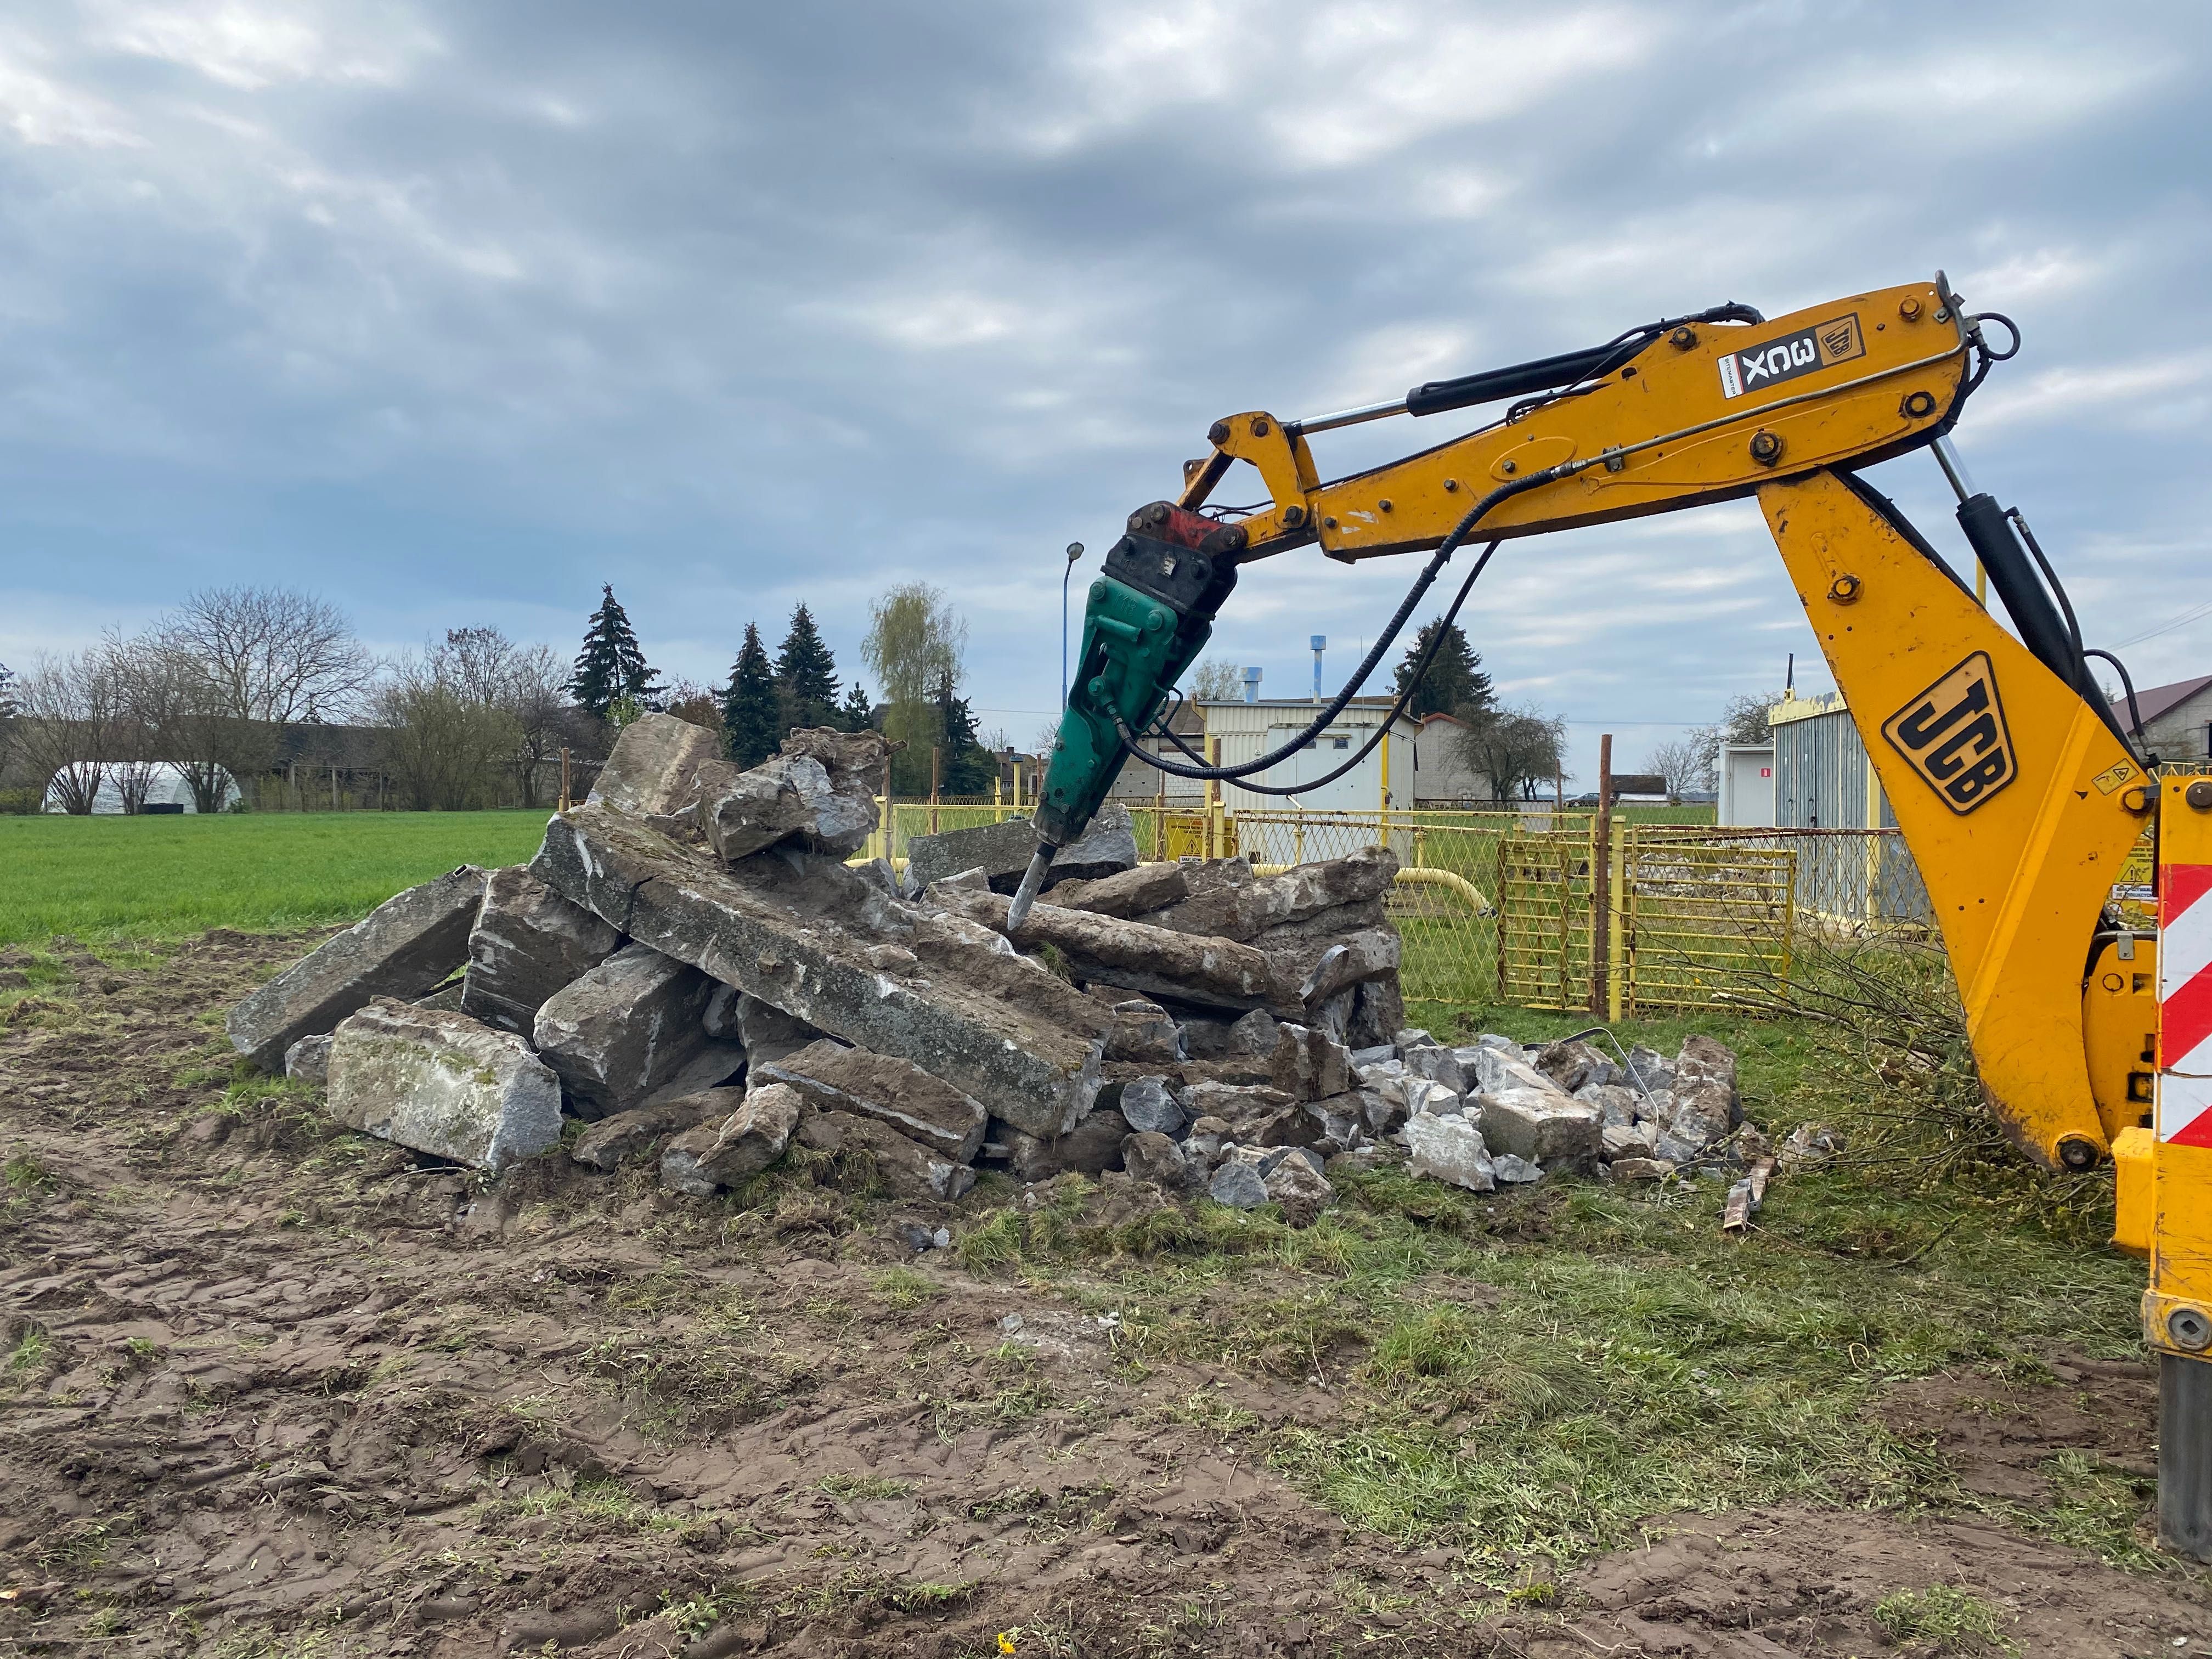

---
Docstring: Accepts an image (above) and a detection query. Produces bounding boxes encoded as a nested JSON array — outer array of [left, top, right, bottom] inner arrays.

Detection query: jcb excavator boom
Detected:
[[1023, 273, 2212, 1556]]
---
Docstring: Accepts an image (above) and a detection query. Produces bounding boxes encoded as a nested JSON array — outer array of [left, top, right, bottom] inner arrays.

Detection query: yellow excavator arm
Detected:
[[1027, 271, 2212, 1555]]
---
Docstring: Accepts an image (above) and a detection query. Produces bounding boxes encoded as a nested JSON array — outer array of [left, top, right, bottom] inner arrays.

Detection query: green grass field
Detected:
[[0, 811, 553, 945]]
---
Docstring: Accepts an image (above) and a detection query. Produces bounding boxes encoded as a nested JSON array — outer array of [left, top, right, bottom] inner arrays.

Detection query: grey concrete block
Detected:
[[325, 998, 562, 1174], [461, 865, 622, 1036]]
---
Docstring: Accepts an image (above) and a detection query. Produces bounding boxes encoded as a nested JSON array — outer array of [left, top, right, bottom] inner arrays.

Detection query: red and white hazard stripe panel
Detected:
[[2159, 863, 2212, 1146]]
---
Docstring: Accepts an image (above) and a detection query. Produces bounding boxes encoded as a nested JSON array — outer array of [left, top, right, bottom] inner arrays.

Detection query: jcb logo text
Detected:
[[1880, 652, 2016, 814]]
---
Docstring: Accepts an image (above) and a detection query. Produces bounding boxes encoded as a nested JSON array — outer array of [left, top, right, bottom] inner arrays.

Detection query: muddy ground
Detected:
[[3, 930, 2210, 1658]]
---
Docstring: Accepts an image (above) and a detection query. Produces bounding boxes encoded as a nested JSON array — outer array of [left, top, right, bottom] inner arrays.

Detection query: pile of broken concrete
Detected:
[[1369, 1028, 1752, 1193], [225, 715, 1419, 1225]]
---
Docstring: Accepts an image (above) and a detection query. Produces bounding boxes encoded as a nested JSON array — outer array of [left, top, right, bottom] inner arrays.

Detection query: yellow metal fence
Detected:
[[864, 800, 1927, 1017]]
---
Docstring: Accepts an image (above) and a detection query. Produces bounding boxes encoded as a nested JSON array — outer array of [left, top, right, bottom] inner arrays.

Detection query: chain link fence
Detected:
[[860, 797, 1960, 1017]]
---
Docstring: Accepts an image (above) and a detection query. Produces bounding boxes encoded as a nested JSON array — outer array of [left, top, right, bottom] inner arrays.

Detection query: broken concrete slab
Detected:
[[325, 997, 562, 1175], [756, 1039, 987, 1163], [1480, 1087, 1601, 1166], [1625, 1043, 1677, 1093], [1405, 1113, 1496, 1193], [1609, 1158, 1675, 1182], [1471, 1046, 1572, 1099], [587, 712, 722, 820], [461, 865, 623, 1036], [1576, 1082, 1643, 1127], [939, 885, 1279, 1014], [1601, 1122, 1657, 1163], [800, 1109, 977, 1201], [1401, 1041, 1466, 1095], [904, 803, 1138, 895], [1176, 1079, 1295, 1132], [529, 804, 1105, 1138], [1139, 847, 1397, 942], [532, 943, 716, 1120], [571, 1092, 732, 1172], [1672, 1035, 1740, 1141], [1041, 862, 1188, 919], [1493, 1153, 1543, 1184], [660, 1083, 803, 1197], [227, 865, 487, 1071]]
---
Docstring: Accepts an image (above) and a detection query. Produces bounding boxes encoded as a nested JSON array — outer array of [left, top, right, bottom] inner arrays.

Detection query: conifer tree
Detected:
[[933, 669, 997, 795], [839, 681, 874, 731], [1391, 619, 1494, 720], [569, 584, 662, 718], [720, 623, 782, 768], [774, 602, 842, 731]]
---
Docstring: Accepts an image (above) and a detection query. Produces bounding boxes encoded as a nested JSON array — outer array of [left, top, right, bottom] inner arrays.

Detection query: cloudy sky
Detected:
[[2, 1, 2206, 783]]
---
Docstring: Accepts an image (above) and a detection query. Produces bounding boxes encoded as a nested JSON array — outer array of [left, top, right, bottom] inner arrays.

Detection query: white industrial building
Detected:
[[1109, 695, 1487, 811]]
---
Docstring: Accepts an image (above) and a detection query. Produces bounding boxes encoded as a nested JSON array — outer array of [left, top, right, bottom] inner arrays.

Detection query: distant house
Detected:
[[2113, 675, 2212, 761]]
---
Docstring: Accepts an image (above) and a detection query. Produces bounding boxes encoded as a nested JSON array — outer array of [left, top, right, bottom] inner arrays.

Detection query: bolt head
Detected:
[[1899, 297, 1923, 320], [1750, 431, 1784, 465]]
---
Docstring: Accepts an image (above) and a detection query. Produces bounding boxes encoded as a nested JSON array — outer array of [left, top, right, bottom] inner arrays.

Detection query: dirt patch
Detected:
[[1878, 1358, 2158, 1502], [2, 931, 2208, 1657]]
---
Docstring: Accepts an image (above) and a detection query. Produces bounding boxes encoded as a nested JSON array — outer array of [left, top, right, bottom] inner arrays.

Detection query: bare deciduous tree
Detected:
[[1455, 702, 1569, 804], [1685, 690, 1784, 793], [157, 586, 373, 782], [1185, 658, 1243, 701], [13, 650, 128, 813], [1641, 737, 1703, 802]]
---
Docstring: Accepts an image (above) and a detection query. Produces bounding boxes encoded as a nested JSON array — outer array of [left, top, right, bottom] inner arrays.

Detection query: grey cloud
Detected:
[[0, 0, 2205, 785]]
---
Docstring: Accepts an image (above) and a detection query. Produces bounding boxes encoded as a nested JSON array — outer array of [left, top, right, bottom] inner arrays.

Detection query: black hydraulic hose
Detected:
[[1132, 539, 1502, 798], [1109, 466, 1559, 784], [2084, 647, 2150, 743]]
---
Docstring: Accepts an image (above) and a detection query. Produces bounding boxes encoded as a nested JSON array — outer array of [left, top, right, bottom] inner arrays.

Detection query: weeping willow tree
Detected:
[[862, 583, 968, 795]]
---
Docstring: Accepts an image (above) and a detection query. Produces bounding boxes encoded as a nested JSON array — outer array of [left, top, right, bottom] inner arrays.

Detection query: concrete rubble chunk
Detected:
[[905, 803, 1138, 896], [1626, 1043, 1677, 1093], [1480, 1087, 1601, 1166], [1268, 1022, 1351, 1102], [1350, 1043, 1395, 1068], [461, 865, 622, 1036], [1671, 1036, 1740, 1146], [415, 980, 466, 1013], [533, 943, 716, 1120], [660, 1084, 803, 1197], [1105, 1000, 1184, 1065], [1358, 1087, 1406, 1136], [1402, 1042, 1466, 1094], [1039, 862, 1188, 919], [1600, 1122, 1657, 1163], [572, 1092, 731, 1172], [588, 713, 722, 820], [756, 1039, 987, 1163], [1142, 847, 1398, 943], [1576, 1082, 1643, 1127], [1403, 1078, 1464, 1120], [1396, 1028, 1437, 1056], [1263, 1156, 1333, 1227], [1122, 1130, 1192, 1190], [284, 1034, 332, 1085], [1473, 1046, 1572, 1100], [1347, 979, 1406, 1052], [530, 805, 1105, 1137], [325, 997, 562, 1174], [1000, 1109, 1130, 1183], [939, 885, 1279, 1014], [1609, 1157, 1676, 1182], [697, 727, 884, 862], [1406, 1113, 1496, 1193], [1228, 1008, 1280, 1055], [1492, 1153, 1544, 1184], [1118, 1076, 1186, 1138], [1254, 1103, 1328, 1149], [1207, 1159, 1268, 1209], [228, 865, 487, 1071], [1177, 1079, 1295, 1133], [800, 1109, 976, 1200], [1534, 1037, 1611, 1094]]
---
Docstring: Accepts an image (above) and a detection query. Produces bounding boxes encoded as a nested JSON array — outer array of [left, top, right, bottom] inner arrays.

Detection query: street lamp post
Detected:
[[1060, 541, 1084, 709]]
